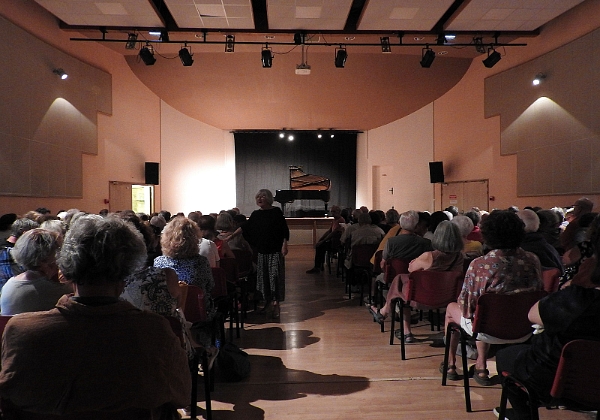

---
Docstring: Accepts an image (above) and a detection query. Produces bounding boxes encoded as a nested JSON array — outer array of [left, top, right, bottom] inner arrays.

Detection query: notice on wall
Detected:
[[449, 194, 457, 205]]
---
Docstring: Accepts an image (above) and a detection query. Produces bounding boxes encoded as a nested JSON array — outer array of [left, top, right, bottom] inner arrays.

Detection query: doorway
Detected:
[[441, 180, 489, 213], [373, 165, 395, 211], [109, 182, 154, 214]]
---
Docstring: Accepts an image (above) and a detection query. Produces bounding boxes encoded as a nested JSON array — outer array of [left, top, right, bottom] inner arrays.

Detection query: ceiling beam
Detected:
[[251, 0, 268, 31], [344, 0, 368, 32]]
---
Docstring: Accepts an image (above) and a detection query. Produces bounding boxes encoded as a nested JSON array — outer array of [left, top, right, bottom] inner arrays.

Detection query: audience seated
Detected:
[[495, 227, 600, 419], [560, 197, 594, 253], [0, 215, 191, 417], [464, 210, 483, 243], [306, 205, 345, 274], [517, 209, 563, 273], [536, 209, 562, 252], [0, 218, 40, 291], [370, 221, 464, 342], [560, 213, 600, 289], [0, 213, 17, 243], [199, 214, 235, 261], [369, 209, 401, 265], [189, 211, 220, 268], [423, 211, 449, 241], [341, 212, 385, 270], [0, 228, 72, 315], [442, 210, 543, 386], [451, 215, 483, 258]]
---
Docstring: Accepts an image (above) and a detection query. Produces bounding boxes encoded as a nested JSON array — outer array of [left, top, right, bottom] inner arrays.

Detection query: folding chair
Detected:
[[375, 257, 410, 332], [391, 270, 463, 360], [498, 339, 600, 420], [346, 243, 378, 305], [541, 267, 561, 293], [441, 290, 547, 412]]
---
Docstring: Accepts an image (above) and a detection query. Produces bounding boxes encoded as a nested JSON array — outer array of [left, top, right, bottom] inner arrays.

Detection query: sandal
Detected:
[[469, 365, 492, 386], [368, 306, 386, 325], [394, 330, 416, 343], [439, 362, 459, 381]]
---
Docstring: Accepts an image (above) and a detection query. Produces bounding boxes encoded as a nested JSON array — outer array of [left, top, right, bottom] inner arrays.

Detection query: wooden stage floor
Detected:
[[200, 245, 591, 420]]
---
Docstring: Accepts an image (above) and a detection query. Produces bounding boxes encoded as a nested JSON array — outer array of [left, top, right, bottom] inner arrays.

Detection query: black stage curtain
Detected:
[[234, 131, 357, 216]]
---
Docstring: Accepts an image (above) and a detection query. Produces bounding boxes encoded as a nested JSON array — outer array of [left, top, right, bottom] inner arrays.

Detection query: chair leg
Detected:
[[389, 299, 398, 345], [190, 354, 199, 420], [201, 350, 213, 420], [460, 335, 472, 412], [399, 300, 406, 360], [441, 325, 453, 386]]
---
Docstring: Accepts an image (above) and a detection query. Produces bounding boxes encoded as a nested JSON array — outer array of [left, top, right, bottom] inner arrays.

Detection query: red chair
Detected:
[[391, 270, 464, 359], [541, 267, 561, 293], [211, 266, 239, 341], [374, 258, 409, 332], [441, 290, 547, 412], [346, 243, 378, 305], [498, 339, 600, 420]]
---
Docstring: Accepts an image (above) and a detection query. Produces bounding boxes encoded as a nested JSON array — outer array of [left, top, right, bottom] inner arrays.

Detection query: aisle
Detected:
[[204, 245, 588, 420]]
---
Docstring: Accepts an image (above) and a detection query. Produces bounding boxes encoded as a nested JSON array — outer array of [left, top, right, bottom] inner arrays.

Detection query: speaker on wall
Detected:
[[429, 161, 444, 183], [145, 162, 159, 185]]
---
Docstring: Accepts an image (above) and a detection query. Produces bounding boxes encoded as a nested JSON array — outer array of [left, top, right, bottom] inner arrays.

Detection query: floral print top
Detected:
[[122, 267, 177, 317], [458, 248, 542, 319]]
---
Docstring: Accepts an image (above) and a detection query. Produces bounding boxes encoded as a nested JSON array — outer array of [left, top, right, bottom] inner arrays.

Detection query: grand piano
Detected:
[[274, 166, 331, 215]]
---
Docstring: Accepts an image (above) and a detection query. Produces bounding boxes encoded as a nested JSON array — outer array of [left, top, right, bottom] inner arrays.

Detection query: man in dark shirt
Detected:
[[517, 209, 563, 273]]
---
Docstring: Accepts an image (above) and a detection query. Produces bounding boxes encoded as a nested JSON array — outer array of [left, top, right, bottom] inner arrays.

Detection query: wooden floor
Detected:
[[200, 245, 590, 420]]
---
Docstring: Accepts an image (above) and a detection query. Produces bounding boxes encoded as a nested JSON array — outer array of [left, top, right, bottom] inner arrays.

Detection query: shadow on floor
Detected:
[[207, 354, 370, 420]]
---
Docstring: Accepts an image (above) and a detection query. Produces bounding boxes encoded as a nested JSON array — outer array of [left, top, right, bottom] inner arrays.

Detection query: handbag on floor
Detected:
[[216, 342, 251, 382]]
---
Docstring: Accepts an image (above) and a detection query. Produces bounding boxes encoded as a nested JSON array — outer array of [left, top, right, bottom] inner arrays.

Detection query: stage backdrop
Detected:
[[234, 131, 357, 216]]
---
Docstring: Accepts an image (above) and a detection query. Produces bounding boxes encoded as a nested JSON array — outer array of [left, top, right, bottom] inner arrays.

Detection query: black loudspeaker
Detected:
[[145, 162, 159, 185], [429, 161, 444, 183]]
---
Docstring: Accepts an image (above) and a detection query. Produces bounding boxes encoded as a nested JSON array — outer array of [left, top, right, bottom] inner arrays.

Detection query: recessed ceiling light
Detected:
[[148, 31, 161, 36], [345, 36, 355, 41], [265, 35, 275, 40], [445, 34, 456, 40], [414, 36, 424, 41], [438, 51, 448, 55]]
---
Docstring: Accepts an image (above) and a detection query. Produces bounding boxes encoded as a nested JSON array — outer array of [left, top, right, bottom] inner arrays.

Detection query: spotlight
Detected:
[[436, 34, 447, 45], [335, 47, 347, 68], [288, 135, 294, 141], [139, 45, 156, 65], [125, 33, 138, 49], [330, 134, 334, 138], [532, 73, 546, 86], [261, 46, 273, 68], [380, 37, 391, 53], [420, 47, 435, 68], [179, 46, 194, 66], [160, 31, 169, 42], [225, 35, 235, 53], [317, 133, 322, 139], [482, 48, 501, 68], [294, 33, 303, 45], [279, 132, 285, 139], [52, 68, 68, 80]]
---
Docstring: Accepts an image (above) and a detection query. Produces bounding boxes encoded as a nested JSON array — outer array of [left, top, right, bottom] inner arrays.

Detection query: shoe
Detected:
[[258, 301, 272, 314], [394, 330, 416, 343], [368, 306, 386, 325], [271, 304, 280, 319], [493, 406, 515, 419], [439, 361, 460, 381], [469, 365, 492, 386], [306, 267, 321, 274]]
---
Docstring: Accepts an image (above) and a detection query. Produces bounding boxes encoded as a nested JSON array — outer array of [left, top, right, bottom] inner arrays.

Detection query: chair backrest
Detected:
[[373, 250, 384, 275], [542, 268, 561, 293], [351, 243, 379, 268], [218, 257, 239, 285], [183, 284, 207, 323], [211, 267, 228, 298], [231, 249, 253, 278], [472, 290, 547, 340], [550, 339, 600, 408], [406, 270, 464, 308], [383, 258, 410, 284]]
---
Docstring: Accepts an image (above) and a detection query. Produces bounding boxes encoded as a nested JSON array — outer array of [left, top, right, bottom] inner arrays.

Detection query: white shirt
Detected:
[[198, 238, 219, 268]]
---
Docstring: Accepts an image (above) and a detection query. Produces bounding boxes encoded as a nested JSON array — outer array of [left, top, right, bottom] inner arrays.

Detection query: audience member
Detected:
[[441, 210, 542, 386], [1, 228, 72, 315], [188, 212, 220, 268], [423, 211, 449, 241], [517, 209, 563, 272], [370, 221, 464, 342], [0, 218, 40, 290], [536, 209, 562, 251], [226, 189, 289, 319], [341, 212, 385, 270], [464, 210, 483, 242], [0, 215, 191, 417], [306, 205, 345, 274], [451, 215, 483, 258], [560, 213, 600, 289], [0, 213, 17, 243], [560, 197, 594, 253]]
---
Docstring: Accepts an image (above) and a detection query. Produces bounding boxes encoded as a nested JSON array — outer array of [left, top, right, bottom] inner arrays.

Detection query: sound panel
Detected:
[[145, 162, 159, 185], [429, 161, 444, 183]]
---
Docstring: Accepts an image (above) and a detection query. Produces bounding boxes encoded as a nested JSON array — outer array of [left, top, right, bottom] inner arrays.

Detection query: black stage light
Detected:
[[139, 46, 156, 65], [335, 48, 347, 68], [179, 47, 194, 66], [294, 32, 303, 45], [380, 37, 391, 53], [261, 47, 273, 68], [125, 33, 138, 49], [420, 47, 435, 68], [225, 35, 235, 53], [482, 48, 501, 68]]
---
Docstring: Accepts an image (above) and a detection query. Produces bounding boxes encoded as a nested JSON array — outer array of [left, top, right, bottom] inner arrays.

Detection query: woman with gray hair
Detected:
[[451, 215, 483, 258], [226, 188, 289, 318], [0, 215, 191, 417], [0, 228, 72, 315], [370, 221, 464, 342]]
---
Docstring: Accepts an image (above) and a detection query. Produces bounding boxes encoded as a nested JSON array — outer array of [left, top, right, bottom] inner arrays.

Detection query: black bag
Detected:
[[216, 342, 251, 382]]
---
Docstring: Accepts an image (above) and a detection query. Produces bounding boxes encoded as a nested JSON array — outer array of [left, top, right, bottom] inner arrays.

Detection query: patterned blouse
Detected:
[[458, 247, 542, 319], [122, 267, 177, 317]]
